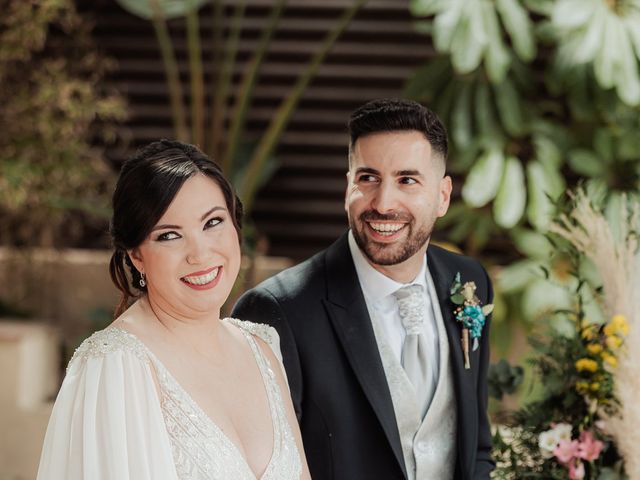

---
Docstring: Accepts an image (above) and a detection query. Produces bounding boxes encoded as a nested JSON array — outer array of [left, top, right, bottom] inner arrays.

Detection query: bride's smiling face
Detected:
[[129, 174, 241, 319]]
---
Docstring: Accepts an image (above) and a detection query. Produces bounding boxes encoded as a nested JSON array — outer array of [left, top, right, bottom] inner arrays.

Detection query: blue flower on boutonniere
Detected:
[[450, 272, 494, 369]]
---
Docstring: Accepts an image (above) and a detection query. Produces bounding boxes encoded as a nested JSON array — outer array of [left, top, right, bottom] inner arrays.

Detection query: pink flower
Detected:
[[577, 430, 604, 461], [554, 439, 580, 464], [569, 460, 585, 479]]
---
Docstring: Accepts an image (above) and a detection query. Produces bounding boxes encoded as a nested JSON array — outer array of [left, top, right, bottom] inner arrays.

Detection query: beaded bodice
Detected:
[[71, 320, 301, 480]]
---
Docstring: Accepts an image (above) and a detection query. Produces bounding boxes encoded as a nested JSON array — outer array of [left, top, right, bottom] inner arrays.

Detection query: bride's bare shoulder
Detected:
[[69, 300, 153, 367]]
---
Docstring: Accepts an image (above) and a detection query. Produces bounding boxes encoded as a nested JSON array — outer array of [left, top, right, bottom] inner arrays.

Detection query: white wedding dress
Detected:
[[36, 318, 302, 480]]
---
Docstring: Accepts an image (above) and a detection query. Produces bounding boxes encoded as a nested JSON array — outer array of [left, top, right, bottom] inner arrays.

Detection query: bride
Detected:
[[37, 140, 311, 479]]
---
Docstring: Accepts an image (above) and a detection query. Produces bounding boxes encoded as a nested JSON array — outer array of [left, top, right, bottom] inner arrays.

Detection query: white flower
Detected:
[[595, 420, 608, 435], [539, 423, 574, 458], [539, 430, 559, 458], [552, 423, 573, 443]]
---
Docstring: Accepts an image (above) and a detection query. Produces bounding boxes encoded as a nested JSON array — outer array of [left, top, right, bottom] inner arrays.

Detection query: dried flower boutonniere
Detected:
[[450, 272, 494, 369]]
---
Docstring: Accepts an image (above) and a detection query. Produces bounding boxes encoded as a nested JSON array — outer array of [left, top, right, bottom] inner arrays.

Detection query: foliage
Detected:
[[488, 359, 524, 400], [550, 0, 640, 106], [491, 189, 640, 479], [0, 0, 126, 247], [492, 300, 628, 478], [114, 0, 368, 219]]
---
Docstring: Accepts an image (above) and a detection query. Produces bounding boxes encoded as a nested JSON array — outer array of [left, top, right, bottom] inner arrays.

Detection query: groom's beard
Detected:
[[350, 210, 432, 266]]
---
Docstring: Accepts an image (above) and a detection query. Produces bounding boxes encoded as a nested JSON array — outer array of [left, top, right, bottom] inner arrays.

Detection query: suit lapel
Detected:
[[427, 246, 477, 480], [322, 234, 408, 479]]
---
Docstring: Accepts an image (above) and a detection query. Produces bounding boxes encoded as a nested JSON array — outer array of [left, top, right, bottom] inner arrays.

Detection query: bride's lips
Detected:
[[180, 266, 222, 291]]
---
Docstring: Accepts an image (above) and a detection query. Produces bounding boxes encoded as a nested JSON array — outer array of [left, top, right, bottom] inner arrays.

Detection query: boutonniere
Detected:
[[450, 272, 494, 369]]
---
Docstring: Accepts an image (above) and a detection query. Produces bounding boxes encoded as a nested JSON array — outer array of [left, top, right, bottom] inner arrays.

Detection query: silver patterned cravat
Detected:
[[394, 284, 430, 419]]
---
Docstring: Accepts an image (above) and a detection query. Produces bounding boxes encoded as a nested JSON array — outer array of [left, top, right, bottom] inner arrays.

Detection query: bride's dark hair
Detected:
[[108, 139, 243, 317]]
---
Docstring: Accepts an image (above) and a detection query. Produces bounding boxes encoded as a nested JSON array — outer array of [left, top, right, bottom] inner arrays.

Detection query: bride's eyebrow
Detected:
[[151, 206, 226, 232], [151, 223, 181, 232], [199, 206, 226, 221]]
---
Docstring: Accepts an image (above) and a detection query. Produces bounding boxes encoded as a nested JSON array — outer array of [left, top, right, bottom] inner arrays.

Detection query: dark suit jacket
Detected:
[[232, 232, 494, 480]]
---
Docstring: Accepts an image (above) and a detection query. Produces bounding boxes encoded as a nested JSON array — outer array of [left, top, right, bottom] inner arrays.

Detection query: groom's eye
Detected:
[[358, 174, 378, 183], [399, 177, 418, 185]]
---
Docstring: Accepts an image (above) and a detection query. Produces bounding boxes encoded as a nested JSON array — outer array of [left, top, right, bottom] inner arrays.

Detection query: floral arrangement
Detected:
[[492, 189, 639, 480]]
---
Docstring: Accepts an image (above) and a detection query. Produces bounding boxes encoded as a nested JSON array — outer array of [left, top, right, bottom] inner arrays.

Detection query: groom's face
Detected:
[[345, 130, 452, 268]]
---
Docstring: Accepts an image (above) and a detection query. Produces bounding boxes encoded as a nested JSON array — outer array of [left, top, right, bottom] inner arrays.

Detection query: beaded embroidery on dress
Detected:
[[69, 322, 301, 480]]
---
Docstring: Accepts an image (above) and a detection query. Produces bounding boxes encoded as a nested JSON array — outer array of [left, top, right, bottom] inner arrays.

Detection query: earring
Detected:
[[139, 272, 146, 288]]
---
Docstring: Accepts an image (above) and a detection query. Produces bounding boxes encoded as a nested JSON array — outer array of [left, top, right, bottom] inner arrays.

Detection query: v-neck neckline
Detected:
[[111, 325, 279, 480]]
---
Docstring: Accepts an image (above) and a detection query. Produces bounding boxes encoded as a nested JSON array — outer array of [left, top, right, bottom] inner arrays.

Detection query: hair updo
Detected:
[[108, 140, 243, 317]]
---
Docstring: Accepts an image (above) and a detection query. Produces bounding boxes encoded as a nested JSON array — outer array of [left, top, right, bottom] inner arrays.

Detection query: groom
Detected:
[[232, 98, 494, 479]]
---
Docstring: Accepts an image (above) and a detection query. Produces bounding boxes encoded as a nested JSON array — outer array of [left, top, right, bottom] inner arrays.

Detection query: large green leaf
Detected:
[[433, 0, 465, 52], [522, 277, 572, 321], [451, 80, 473, 148], [532, 132, 563, 170], [626, 14, 640, 59], [618, 129, 640, 160], [481, 1, 510, 83], [410, 0, 448, 16], [593, 12, 619, 89], [526, 161, 560, 231], [573, 7, 604, 63], [403, 57, 452, 100], [493, 77, 525, 136], [115, 0, 209, 20], [524, 0, 553, 15], [594, 129, 614, 162], [474, 81, 500, 139], [496, 0, 536, 62], [496, 259, 540, 293], [552, 0, 596, 31], [511, 228, 552, 258], [450, 3, 486, 73], [604, 191, 636, 243], [493, 156, 526, 228], [461, 147, 504, 207], [568, 149, 605, 177], [615, 19, 640, 105]]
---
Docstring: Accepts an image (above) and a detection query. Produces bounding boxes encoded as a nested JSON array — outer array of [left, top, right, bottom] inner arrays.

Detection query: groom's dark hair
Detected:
[[347, 98, 448, 169]]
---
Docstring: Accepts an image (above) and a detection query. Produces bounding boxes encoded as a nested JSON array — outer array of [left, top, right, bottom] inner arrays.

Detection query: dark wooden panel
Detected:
[[81, 0, 435, 260]]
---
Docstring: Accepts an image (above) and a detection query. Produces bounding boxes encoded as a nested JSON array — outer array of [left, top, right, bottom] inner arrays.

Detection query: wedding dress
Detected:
[[36, 318, 302, 480]]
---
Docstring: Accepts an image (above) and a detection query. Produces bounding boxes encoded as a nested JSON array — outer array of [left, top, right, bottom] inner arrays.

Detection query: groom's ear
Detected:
[[344, 171, 351, 213], [436, 175, 452, 218]]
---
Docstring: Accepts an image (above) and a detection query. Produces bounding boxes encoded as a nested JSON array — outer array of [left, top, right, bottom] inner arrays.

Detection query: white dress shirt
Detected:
[[348, 231, 440, 392]]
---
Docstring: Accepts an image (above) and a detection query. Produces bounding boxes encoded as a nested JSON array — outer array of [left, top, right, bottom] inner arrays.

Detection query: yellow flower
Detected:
[[602, 352, 618, 368], [604, 314, 629, 338], [605, 335, 623, 351], [576, 380, 590, 394], [575, 358, 599, 373], [581, 325, 598, 341], [590, 382, 601, 392], [613, 314, 630, 336], [587, 343, 603, 355]]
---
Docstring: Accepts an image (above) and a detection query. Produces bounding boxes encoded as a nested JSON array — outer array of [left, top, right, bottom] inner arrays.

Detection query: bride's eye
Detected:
[[156, 231, 181, 241], [204, 217, 223, 229]]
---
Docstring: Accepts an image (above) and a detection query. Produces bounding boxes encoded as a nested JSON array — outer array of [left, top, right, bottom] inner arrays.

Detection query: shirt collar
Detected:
[[348, 230, 428, 303]]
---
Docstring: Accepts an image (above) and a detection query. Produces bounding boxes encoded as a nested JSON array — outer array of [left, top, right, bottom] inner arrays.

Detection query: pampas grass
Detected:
[[550, 189, 640, 479]]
